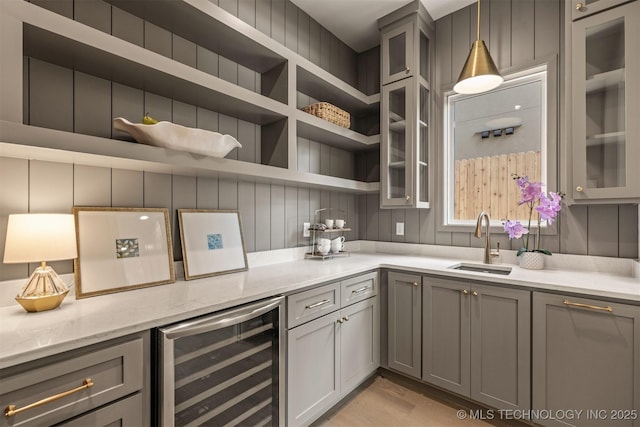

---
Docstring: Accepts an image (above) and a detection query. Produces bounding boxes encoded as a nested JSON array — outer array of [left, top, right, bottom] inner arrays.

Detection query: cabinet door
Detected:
[[381, 20, 414, 85], [571, 1, 640, 200], [287, 311, 341, 427], [340, 297, 380, 395], [532, 292, 640, 427], [422, 277, 470, 396], [381, 78, 415, 208], [572, 0, 631, 20], [387, 272, 421, 378], [470, 284, 530, 411]]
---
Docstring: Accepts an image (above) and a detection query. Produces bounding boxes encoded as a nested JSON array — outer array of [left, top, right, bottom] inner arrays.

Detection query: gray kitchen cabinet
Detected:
[[567, 0, 640, 203], [287, 272, 379, 427], [532, 292, 640, 427], [379, 3, 433, 208], [571, 0, 632, 20], [387, 271, 422, 378], [0, 332, 149, 427], [423, 277, 531, 412]]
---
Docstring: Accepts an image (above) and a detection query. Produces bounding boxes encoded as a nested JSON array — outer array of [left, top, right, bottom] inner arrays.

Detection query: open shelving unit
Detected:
[[0, 0, 381, 193]]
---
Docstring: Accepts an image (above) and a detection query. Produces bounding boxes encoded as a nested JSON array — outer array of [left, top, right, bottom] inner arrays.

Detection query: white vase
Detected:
[[518, 252, 545, 270]]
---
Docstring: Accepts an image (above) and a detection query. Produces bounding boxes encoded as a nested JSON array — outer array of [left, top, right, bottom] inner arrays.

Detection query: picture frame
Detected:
[[178, 209, 248, 280], [73, 207, 175, 298]]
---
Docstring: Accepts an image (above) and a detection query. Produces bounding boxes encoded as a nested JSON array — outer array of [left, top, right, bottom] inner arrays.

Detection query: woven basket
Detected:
[[302, 102, 350, 128]]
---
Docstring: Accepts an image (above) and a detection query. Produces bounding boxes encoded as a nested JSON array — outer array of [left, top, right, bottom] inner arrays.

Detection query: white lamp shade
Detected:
[[4, 214, 77, 263]]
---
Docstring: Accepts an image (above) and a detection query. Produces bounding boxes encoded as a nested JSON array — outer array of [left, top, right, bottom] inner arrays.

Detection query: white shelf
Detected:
[[296, 62, 379, 116], [0, 121, 380, 193], [586, 131, 626, 147], [105, 0, 289, 74], [296, 111, 379, 151], [389, 120, 406, 132], [19, 3, 287, 125], [585, 68, 625, 93]]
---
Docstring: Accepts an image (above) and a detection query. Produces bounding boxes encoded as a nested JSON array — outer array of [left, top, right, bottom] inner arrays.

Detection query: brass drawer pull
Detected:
[[305, 299, 330, 309], [563, 300, 613, 313], [351, 286, 370, 294], [5, 378, 94, 418]]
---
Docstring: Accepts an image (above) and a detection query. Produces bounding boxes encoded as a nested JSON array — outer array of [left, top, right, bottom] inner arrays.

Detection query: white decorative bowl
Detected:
[[113, 117, 242, 158]]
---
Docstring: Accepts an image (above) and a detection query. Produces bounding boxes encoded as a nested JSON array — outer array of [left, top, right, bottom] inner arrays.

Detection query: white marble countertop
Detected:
[[1, 243, 638, 369]]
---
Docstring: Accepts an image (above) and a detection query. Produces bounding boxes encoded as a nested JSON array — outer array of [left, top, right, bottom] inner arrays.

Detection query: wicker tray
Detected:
[[302, 102, 350, 128]]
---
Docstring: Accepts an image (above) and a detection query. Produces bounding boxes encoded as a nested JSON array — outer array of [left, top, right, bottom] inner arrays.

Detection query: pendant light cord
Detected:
[[476, 0, 481, 41]]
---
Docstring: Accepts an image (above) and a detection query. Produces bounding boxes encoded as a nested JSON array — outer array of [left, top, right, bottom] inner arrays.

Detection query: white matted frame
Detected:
[[73, 207, 175, 298], [178, 209, 248, 280]]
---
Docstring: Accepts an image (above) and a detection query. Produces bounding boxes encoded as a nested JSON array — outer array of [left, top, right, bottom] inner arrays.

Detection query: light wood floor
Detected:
[[312, 372, 522, 427]]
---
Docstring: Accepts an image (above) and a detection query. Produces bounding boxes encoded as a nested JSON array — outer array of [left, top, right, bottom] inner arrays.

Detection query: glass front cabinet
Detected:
[[569, 0, 639, 202], [379, 7, 433, 209]]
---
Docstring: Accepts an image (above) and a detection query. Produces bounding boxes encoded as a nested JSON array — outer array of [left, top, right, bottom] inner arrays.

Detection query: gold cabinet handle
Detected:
[[337, 318, 344, 324], [5, 378, 94, 418], [405, 67, 410, 73], [405, 195, 411, 201], [343, 316, 349, 322], [575, 2, 584, 10], [563, 300, 612, 313], [305, 299, 330, 309], [462, 289, 469, 295], [576, 186, 584, 192], [412, 282, 419, 287], [472, 291, 478, 296]]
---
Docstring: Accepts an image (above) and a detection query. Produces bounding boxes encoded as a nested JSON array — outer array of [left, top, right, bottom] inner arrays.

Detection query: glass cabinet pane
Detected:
[[387, 85, 407, 200], [388, 32, 407, 77], [583, 17, 625, 189], [419, 30, 429, 82], [418, 84, 429, 203]]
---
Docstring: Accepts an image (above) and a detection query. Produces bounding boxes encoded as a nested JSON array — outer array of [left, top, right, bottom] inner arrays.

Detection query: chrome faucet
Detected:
[[474, 211, 499, 264]]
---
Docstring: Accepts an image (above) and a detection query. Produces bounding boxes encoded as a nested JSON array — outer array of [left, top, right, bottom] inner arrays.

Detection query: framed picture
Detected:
[[73, 207, 175, 298], [178, 209, 248, 280]]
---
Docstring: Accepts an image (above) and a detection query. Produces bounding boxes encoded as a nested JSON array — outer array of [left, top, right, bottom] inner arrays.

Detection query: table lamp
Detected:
[[3, 213, 77, 312]]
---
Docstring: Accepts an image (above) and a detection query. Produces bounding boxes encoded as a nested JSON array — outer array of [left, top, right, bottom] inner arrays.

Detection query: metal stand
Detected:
[[305, 208, 351, 260]]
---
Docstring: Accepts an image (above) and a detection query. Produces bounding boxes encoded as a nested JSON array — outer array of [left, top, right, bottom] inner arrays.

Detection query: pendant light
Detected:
[[453, 0, 503, 94]]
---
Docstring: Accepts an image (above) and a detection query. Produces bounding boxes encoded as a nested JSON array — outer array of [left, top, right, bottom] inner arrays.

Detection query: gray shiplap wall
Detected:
[[0, 0, 368, 281], [359, 0, 638, 259]]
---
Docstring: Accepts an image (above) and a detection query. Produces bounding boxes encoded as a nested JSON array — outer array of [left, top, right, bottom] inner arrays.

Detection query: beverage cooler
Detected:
[[156, 296, 285, 426]]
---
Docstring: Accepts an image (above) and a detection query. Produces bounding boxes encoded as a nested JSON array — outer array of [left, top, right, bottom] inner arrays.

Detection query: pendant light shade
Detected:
[[453, 0, 503, 94]]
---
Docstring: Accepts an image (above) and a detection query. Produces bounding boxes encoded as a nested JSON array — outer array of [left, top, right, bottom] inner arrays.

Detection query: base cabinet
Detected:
[[0, 332, 149, 427], [423, 277, 531, 411], [387, 271, 422, 378], [532, 292, 640, 427], [287, 273, 379, 427]]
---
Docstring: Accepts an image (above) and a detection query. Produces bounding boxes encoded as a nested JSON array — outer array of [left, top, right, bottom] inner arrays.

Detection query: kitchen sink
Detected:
[[448, 263, 512, 275]]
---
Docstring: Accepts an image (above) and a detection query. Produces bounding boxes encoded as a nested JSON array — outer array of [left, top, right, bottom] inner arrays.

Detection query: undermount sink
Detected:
[[448, 263, 512, 275]]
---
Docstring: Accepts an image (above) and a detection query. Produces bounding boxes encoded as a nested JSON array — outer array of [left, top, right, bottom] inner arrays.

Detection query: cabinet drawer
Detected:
[[0, 337, 144, 427], [341, 272, 378, 307], [60, 393, 143, 427], [287, 282, 341, 328]]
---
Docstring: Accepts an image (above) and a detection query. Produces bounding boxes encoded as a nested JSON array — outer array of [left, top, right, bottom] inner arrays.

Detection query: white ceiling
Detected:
[[290, 0, 476, 52]]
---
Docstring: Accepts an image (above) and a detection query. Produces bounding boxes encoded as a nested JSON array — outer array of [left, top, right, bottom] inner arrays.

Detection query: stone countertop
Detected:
[[1, 248, 638, 369]]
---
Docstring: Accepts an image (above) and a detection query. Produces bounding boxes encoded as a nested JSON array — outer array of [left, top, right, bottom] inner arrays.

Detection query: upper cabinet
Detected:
[[567, 0, 640, 203], [571, 0, 632, 20], [379, 2, 433, 209]]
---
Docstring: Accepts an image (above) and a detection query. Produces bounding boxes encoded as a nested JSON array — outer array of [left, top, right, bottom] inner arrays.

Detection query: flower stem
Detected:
[[525, 201, 533, 251], [536, 211, 541, 251]]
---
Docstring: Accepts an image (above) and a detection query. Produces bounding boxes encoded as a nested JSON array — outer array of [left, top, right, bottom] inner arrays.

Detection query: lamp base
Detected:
[[15, 265, 70, 312], [16, 289, 69, 312]]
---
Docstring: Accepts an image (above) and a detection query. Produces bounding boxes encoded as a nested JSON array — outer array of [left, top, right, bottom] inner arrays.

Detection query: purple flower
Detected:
[[516, 176, 543, 205], [536, 192, 562, 224], [503, 220, 529, 240]]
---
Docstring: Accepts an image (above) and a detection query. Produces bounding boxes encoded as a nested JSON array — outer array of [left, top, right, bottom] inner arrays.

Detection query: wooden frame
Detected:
[[73, 207, 175, 298], [178, 209, 248, 280]]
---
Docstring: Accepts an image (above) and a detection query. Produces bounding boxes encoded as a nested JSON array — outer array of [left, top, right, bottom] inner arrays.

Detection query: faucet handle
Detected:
[[490, 242, 500, 258]]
